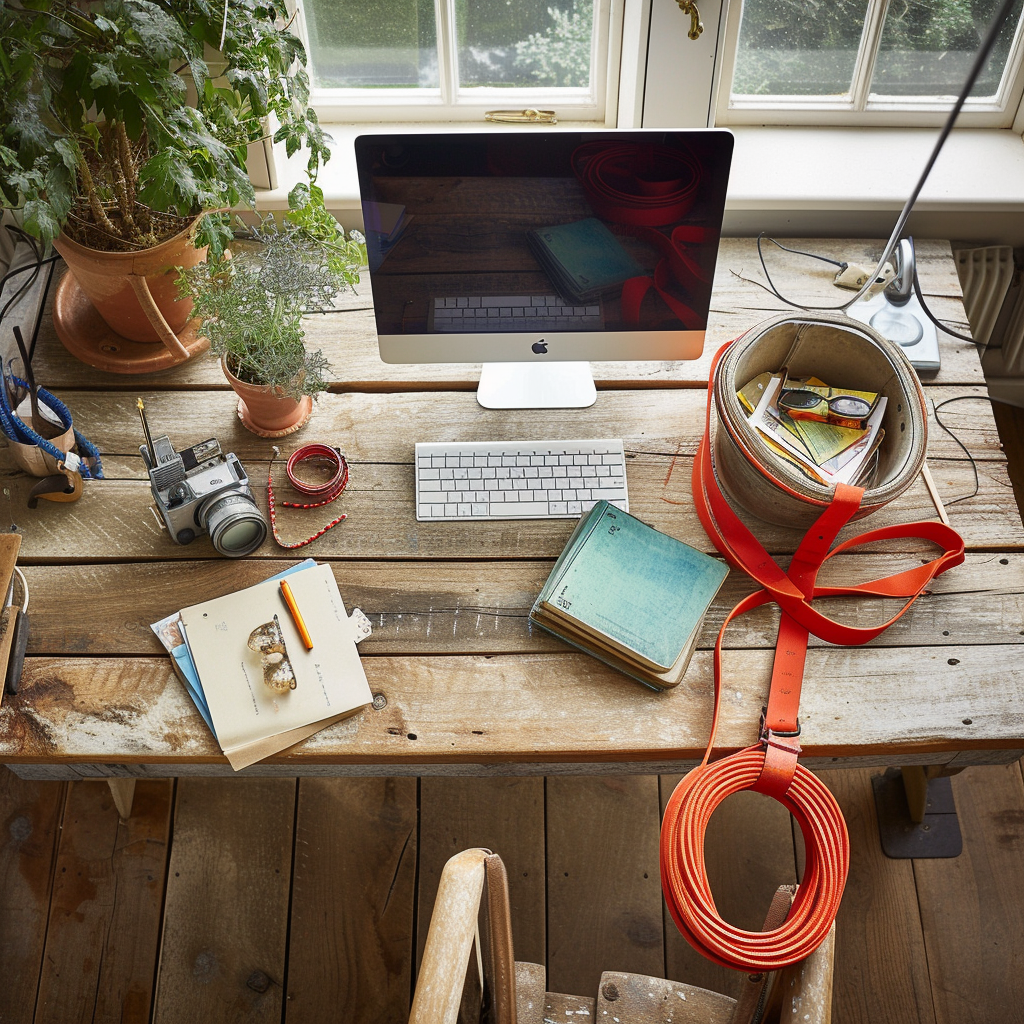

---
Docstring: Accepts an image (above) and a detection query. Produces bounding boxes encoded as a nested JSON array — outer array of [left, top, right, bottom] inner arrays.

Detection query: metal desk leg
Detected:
[[872, 765, 963, 859]]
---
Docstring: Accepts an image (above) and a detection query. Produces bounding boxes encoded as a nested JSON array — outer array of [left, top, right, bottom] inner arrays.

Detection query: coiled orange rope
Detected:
[[660, 340, 965, 971]]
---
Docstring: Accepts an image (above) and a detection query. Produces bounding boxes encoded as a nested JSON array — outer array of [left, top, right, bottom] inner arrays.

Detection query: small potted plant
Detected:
[[177, 208, 364, 436]]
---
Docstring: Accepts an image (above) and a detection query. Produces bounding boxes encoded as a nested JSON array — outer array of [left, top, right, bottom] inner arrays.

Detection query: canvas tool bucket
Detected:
[[711, 312, 928, 528]]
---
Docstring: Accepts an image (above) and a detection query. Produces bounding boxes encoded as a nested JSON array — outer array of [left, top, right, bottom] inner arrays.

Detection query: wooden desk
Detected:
[[2, 239, 1022, 782]]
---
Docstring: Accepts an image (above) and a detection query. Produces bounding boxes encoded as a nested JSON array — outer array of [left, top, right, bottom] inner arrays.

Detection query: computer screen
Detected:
[[354, 129, 733, 407]]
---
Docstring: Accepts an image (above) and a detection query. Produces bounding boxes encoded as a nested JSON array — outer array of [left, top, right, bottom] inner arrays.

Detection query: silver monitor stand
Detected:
[[476, 361, 597, 410]]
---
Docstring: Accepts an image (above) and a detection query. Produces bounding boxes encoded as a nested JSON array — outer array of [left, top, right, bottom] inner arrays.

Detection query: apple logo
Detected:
[[532, 340, 548, 354]]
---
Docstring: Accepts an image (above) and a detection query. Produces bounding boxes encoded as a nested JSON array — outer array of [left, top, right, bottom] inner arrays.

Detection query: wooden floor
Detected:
[[2, 400, 1023, 1024]]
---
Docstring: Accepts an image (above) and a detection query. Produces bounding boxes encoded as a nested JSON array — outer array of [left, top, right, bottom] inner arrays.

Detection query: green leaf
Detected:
[[89, 59, 120, 90], [288, 182, 311, 210], [21, 199, 61, 245]]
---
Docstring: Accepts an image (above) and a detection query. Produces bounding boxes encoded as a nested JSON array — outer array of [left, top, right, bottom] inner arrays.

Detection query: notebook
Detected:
[[530, 501, 728, 689]]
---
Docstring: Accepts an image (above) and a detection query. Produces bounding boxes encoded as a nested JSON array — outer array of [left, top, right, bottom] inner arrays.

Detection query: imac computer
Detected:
[[354, 130, 733, 409]]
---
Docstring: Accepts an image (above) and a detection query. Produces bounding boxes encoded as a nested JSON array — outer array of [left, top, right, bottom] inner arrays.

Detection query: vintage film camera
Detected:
[[137, 399, 267, 557]]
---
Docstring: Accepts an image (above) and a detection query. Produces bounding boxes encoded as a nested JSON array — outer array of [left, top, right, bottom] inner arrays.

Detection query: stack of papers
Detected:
[[152, 560, 373, 769], [747, 375, 887, 487]]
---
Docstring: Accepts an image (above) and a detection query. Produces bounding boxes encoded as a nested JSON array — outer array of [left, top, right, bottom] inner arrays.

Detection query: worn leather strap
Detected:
[[660, 338, 965, 971]]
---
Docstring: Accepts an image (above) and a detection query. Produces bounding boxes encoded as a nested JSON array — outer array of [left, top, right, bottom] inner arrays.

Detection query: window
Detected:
[[291, 0, 616, 122], [716, 0, 1024, 126]]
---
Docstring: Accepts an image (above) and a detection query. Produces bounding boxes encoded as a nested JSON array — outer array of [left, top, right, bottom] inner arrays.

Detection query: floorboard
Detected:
[[818, 769, 936, 1024], [0, 770, 66, 1024], [545, 775, 664, 999], [914, 763, 1024, 1024], [286, 777, 418, 1024], [34, 780, 171, 1024], [152, 778, 295, 1024], [417, 777, 546, 969]]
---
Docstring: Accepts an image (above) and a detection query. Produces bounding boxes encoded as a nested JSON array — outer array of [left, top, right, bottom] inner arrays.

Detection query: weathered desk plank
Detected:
[[17, 553, 1024, 656], [3, 644, 1022, 774], [1, 236, 1021, 783]]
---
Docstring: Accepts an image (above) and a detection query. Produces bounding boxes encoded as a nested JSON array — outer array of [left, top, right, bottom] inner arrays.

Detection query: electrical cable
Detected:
[[931, 395, 988, 505]]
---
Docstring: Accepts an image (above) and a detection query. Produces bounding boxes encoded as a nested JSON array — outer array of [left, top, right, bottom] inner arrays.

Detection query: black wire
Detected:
[[761, 236, 846, 269], [756, 232, 865, 312], [931, 395, 986, 506], [909, 242, 983, 345]]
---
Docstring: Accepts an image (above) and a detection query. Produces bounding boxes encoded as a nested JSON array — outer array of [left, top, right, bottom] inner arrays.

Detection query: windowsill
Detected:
[[255, 123, 1024, 243]]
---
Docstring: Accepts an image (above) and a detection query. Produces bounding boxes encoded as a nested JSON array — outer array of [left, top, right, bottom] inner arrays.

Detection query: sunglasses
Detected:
[[778, 388, 874, 428]]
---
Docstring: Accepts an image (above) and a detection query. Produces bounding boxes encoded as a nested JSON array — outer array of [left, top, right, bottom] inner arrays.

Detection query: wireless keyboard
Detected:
[[415, 439, 628, 521], [429, 295, 602, 332]]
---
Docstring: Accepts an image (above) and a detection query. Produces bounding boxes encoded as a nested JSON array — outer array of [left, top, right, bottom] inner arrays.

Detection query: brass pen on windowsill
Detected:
[[280, 579, 314, 650]]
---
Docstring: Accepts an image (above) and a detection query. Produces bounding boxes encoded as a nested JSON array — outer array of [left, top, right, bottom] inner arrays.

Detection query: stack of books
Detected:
[[151, 559, 372, 769], [530, 501, 728, 689]]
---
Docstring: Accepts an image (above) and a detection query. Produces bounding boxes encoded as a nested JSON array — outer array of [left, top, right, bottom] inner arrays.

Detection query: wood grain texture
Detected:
[[546, 776, 664, 998], [3, 385, 1004, 476], [913, 763, 1024, 1024], [0, 769, 65, 1024], [34, 779, 172, 1024], [4, 458, 1018, 563], [417, 777, 545, 967], [17, 552, 1024, 659], [152, 778, 295, 1024], [660, 778, 798, 1000], [2, 643, 1022, 768], [816, 770, 936, 1024], [286, 777, 417, 1024]]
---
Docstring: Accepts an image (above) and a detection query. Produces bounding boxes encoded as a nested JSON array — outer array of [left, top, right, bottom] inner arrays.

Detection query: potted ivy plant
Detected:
[[0, 0, 330, 371], [177, 209, 364, 436]]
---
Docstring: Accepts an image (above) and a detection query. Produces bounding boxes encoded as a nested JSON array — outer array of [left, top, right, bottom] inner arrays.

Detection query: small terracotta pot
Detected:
[[222, 358, 313, 437], [53, 217, 207, 350]]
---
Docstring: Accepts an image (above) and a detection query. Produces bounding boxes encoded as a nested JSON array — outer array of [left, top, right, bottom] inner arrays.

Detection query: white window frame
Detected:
[[289, 0, 622, 124], [711, 0, 1024, 128]]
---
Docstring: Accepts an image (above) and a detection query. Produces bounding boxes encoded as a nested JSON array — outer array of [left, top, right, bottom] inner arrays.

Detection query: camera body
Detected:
[[141, 434, 267, 557]]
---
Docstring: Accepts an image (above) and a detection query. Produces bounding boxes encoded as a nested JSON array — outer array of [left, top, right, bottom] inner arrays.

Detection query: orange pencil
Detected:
[[280, 579, 313, 650]]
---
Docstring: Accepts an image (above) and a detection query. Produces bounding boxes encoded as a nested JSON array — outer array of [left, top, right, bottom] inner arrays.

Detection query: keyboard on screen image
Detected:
[[428, 295, 603, 332], [415, 440, 628, 521]]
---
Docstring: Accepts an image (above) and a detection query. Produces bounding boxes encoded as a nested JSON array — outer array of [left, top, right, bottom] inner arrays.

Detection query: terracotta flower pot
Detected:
[[52, 216, 211, 372], [222, 358, 313, 438]]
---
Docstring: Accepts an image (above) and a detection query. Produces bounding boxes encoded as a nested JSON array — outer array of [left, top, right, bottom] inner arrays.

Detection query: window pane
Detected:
[[456, 0, 595, 88], [871, 0, 1024, 98], [731, 0, 870, 98], [304, 0, 440, 88]]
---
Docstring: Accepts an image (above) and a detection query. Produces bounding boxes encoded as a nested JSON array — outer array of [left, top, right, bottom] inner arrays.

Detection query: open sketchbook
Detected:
[[153, 561, 372, 769]]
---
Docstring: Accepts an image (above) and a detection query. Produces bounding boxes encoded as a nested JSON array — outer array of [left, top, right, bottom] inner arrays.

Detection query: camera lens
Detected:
[[201, 492, 267, 557]]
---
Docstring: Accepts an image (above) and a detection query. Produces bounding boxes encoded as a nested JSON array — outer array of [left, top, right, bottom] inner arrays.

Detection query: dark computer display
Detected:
[[355, 130, 733, 369]]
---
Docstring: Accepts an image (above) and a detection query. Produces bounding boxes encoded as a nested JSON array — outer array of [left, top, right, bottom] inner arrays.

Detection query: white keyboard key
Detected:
[[488, 501, 551, 516]]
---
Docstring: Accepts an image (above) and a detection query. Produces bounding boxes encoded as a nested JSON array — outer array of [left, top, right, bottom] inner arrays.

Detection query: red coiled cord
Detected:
[[268, 444, 349, 549]]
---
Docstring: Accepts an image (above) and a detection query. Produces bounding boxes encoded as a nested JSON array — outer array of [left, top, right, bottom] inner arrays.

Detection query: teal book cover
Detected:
[[535, 501, 728, 672], [527, 218, 644, 302]]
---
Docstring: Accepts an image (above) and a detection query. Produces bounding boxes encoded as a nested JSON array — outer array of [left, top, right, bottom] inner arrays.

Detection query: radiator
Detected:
[[953, 245, 1015, 353]]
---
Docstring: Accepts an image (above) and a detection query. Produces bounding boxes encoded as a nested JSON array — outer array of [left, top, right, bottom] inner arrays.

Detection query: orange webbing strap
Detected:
[[660, 340, 965, 972]]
